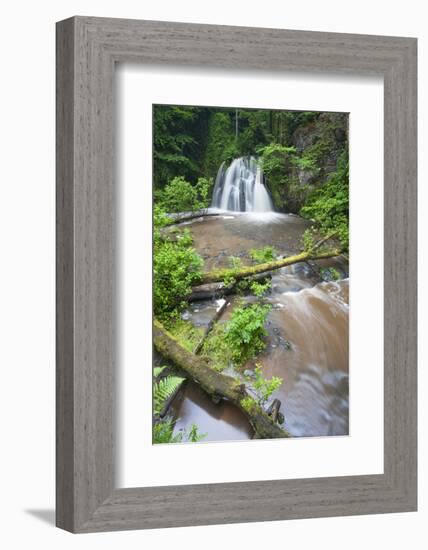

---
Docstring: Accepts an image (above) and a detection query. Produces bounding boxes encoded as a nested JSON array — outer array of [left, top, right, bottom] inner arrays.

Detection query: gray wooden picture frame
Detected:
[[56, 16, 417, 533]]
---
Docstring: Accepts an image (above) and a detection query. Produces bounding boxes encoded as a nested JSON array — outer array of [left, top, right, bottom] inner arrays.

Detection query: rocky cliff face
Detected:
[[285, 112, 348, 213], [268, 113, 348, 214]]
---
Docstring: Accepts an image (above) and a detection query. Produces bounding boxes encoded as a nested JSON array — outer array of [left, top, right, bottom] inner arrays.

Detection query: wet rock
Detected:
[[280, 339, 292, 350]]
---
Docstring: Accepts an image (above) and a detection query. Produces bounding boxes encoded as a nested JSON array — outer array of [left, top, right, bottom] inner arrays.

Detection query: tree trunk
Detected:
[[153, 320, 289, 439], [188, 272, 271, 301]]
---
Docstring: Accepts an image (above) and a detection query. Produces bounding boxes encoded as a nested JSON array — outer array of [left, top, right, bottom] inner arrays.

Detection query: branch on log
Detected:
[[266, 398, 284, 424], [193, 299, 229, 354], [312, 231, 339, 250], [199, 248, 342, 285], [153, 320, 289, 439]]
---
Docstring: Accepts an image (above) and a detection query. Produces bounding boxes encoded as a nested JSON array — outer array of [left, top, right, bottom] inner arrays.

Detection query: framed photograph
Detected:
[[56, 16, 417, 532]]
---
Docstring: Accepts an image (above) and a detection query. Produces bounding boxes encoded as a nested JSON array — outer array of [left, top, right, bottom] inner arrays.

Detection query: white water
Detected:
[[211, 156, 274, 212]]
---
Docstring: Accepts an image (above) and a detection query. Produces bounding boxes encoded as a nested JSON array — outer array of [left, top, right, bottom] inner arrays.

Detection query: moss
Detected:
[[167, 319, 204, 352], [201, 323, 232, 372], [240, 396, 258, 415]]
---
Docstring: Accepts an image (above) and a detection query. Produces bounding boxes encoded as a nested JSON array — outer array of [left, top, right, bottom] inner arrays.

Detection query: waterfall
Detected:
[[211, 156, 274, 213]]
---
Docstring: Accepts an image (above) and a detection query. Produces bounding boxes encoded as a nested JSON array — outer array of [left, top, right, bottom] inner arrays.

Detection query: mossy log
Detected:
[[153, 320, 288, 439], [199, 249, 342, 285]]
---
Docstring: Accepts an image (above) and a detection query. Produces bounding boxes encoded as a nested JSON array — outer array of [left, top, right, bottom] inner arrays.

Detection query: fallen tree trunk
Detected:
[[189, 273, 272, 301], [153, 320, 289, 439], [188, 281, 228, 301], [166, 209, 221, 225], [199, 248, 342, 285]]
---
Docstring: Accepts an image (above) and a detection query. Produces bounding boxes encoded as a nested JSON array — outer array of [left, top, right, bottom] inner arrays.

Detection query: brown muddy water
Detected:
[[171, 212, 349, 440]]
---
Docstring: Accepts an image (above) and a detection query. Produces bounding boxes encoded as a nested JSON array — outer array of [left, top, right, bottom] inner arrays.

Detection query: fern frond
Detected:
[[153, 366, 167, 378], [153, 375, 185, 415]]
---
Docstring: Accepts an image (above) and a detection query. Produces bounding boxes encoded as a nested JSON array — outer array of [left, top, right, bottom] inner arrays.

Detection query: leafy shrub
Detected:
[[300, 151, 349, 249], [291, 154, 317, 171], [153, 225, 203, 321], [251, 363, 283, 406], [240, 396, 257, 414], [249, 279, 271, 297], [153, 419, 206, 444], [224, 303, 271, 365], [201, 323, 232, 372], [249, 246, 277, 264], [194, 177, 213, 209], [156, 175, 214, 213], [257, 143, 296, 175], [153, 419, 183, 444], [257, 143, 297, 210], [320, 267, 341, 281], [157, 176, 198, 213], [301, 227, 317, 252]]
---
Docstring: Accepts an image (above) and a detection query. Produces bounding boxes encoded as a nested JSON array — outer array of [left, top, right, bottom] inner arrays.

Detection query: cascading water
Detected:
[[211, 156, 274, 212]]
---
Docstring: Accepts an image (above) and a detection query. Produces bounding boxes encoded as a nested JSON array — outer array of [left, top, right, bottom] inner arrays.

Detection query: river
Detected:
[[167, 211, 349, 441]]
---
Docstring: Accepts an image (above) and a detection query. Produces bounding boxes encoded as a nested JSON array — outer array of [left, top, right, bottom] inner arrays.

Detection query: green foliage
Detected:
[[258, 143, 297, 174], [201, 324, 232, 372], [249, 246, 277, 264], [153, 418, 183, 444], [300, 151, 349, 249], [153, 375, 185, 416], [291, 154, 317, 171], [153, 419, 207, 444], [156, 175, 214, 213], [236, 109, 270, 155], [185, 424, 207, 442], [153, 219, 203, 320], [153, 204, 170, 228], [153, 366, 166, 378], [240, 395, 257, 414], [155, 176, 194, 213], [249, 279, 271, 297], [194, 176, 213, 209], [224, 303, 271, 365], [257, 143, 297, 210], [301, 227, 317, 252], [228, 256, 243, 270], [216, 256, 243, 289], [223, 273, 237, 289], [320, 267, 341, 281], [204, 111, 239, 175], [153, 105, 202, 188], [250, 363, 283, 406]]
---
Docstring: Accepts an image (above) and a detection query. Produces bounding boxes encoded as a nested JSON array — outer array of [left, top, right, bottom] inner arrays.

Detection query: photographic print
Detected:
[[152, 104, 349, 444]]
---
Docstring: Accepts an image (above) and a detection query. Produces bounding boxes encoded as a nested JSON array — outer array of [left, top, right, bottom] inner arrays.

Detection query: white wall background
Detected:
[[0, 1, 425, 548]]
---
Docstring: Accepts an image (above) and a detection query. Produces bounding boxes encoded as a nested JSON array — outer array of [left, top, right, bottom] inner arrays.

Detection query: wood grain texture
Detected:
[[56, 16, 417, 533]]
